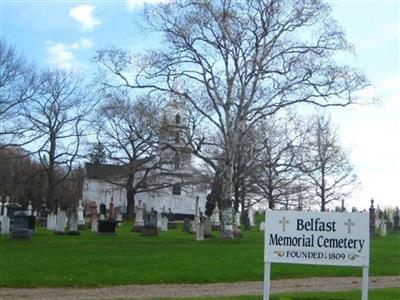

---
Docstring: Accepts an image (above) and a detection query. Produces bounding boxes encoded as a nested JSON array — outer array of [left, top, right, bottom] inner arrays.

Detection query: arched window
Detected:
[[175, 114, 181, 124]]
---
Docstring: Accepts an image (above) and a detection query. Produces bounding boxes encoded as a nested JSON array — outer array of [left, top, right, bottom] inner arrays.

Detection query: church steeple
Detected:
[[159, 95, 192, 170]]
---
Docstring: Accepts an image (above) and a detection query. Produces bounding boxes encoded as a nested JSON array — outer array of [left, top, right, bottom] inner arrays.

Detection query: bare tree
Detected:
[[93, 93, 164, 220], [0, 40, 37, 147], [300, 114, 358, 211], [253, 113, 308, 209], [96, 0, 368, 238], [20, 70, 91, 209]]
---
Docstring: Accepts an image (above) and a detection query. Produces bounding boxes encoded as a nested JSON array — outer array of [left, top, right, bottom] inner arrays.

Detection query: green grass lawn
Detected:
[[0, 223, 399, 287]]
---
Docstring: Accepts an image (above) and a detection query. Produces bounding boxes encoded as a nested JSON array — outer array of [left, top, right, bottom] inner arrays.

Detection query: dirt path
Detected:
[[1, 276, 399, 300]]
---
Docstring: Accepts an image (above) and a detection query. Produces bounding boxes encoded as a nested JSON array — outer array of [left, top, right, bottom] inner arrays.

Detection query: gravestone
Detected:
[[47, 212, 57, 230], [393, 207, 400, 233], [11, 214, 30, 240], [77, 199, 85, 230], [54, 211, 67, 235], [167, 208, 177, 229], [1, 202, 10, 235], [211, 205, 220, 230], [161, 216, 168, 232], [27, 201, 33, 216], [243, 211, 251, 231], [39, 202, 48, 226], [381, 221, 387, 237], [369, 199, 376, 237], [115, 207, 122, 227], [142, 208, 158, 236], [27, 215, 36, 235], [68, 213, 80, 235], [235, 211, 241, 227], [108, 198, 115, 221], [204, 216, 212, 238], [157, 208, 162, 230], [133, 201, 145, 232], [97, 220, 117, 235], [233, 225, 243, 238], [99, 203, 106, 220], [259, 221, 265, 231], [191, 196, 200, 234], [248, 206, 255, 227], [196, 211, 204, 241], [90, 201, 98, 233], [183, 218, 192, 232]]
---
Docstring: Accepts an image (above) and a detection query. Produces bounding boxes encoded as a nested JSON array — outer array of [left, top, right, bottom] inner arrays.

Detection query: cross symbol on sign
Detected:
[[345, 219, 355, 234], [279, 217, 289, 232]]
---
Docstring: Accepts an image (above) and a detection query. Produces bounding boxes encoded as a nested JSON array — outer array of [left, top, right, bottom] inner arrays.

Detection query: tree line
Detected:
[[1, 0, 368, 238]]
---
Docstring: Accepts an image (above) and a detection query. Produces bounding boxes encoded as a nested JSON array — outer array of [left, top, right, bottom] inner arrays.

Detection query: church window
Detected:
[[172, 183, 181, 195], [174, 152, 181, 169], [175, 114, 181, 124], [175, 131, 180, 143]]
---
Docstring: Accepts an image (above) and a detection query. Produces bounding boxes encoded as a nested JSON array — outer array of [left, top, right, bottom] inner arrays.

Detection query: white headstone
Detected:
[[91, 218, 97, 232], [77, 199, 85, 226], [211, 205, 220, 227], [235, 212, 241, 226], [191, 197, 200, 234], [259, 221, 265, 231], [157, 211, 162, 229], [1, 200, 9, 235], [196, 216, 204, 241], [69, 214, 78, 232], [248, 207, 255, 226], [381, 221, 387, 237], [27, 201, 33, 216], [1, 215, 10, 235], [116, 214, 122, 226], [135, 204, 145, 227], [56, 211, 67, 233], [161, 216, 168, 231]]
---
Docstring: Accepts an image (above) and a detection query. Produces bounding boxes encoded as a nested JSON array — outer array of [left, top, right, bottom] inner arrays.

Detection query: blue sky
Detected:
[[1, 0, 399, 210]]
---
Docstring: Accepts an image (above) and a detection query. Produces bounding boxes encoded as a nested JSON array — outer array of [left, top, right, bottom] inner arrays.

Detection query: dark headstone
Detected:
[[28, 215, 36, 235], [167, 209, 177, 229], [243, 211, 251, 231], [183, 218, 192, 232], [393, 207, 400, 233], [142, 208, 158, 236], [11, 215, 30, 240], [97, 220, 117, 235], [39, 203, 49, 226]]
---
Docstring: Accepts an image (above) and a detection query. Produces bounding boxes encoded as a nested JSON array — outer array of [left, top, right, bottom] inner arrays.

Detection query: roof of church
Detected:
[[85, 158, 151, 180]]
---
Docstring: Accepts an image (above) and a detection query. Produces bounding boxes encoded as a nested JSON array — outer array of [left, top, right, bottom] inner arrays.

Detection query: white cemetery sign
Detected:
[[263, 210, 370, 300]]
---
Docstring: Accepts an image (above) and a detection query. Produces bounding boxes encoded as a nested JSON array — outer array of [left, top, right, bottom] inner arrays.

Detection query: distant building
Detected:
[[82, 97, 208, 219]]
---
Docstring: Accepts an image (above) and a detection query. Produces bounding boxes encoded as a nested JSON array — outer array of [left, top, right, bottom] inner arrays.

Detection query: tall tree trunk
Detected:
[[47, 130, 56, 211], [221, 149, 234, 239], [126, 175, 135, 220]]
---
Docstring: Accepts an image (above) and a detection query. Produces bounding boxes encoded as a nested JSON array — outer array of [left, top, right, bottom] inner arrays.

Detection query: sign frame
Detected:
[[263, 210, 370, 300]]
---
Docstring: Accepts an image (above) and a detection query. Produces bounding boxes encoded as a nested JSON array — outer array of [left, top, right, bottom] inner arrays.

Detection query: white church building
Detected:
[[82, 97, 209, 219]]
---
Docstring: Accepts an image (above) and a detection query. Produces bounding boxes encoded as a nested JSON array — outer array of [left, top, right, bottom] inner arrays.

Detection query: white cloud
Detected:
[[69, 5, 101, 32], [47, 43, 75, 70], [46, 38, 94, 70], [126, 0, 172, 11], [71, 37, 94, 49]]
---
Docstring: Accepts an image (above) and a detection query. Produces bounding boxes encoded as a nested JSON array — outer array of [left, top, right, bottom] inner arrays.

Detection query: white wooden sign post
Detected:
[[264, 211, 370, 300]]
